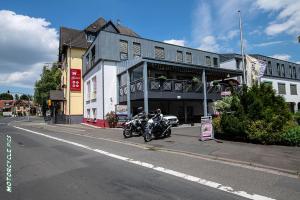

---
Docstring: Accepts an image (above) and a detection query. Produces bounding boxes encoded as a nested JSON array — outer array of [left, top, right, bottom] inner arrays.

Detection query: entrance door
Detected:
[[187, 106, 193, 123]]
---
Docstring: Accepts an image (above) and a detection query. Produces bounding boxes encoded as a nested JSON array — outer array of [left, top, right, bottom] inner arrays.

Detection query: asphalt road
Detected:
[[0, 117, 299, 200]]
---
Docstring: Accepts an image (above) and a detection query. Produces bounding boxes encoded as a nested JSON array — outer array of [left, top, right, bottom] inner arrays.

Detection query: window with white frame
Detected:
[[290, 84, 297, 95], [92, 108, 97, 121], [87, 81, 91, 101], [87, 109, 90, 119], [278, 83, 286, 94], [92, 76, 97, 100]]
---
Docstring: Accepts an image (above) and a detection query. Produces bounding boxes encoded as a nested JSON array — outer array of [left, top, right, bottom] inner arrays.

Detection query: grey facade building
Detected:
[[82, 25, 242, 125]]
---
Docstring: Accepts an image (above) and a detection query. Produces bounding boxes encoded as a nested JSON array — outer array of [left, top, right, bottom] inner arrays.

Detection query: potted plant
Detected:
[[158, 75, 167, 81], [192, 76, 200, 84], [106, 111, 118, 128]]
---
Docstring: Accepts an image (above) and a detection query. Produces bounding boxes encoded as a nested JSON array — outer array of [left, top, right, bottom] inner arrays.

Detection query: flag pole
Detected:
[[238, 10, 246, 85]]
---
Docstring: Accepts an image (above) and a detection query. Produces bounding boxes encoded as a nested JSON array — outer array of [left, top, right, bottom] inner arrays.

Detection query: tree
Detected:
[[34, 64, 61, 116], [15, 94, 19, 100], [0, 93, 13, 100], [219, 83, 292, 144], [20, 94, 29, 101]]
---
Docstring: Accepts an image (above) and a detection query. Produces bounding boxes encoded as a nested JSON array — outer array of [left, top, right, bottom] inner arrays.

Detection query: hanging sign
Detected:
[[70, 69, 81, 91], [200, 116, 214, 141]]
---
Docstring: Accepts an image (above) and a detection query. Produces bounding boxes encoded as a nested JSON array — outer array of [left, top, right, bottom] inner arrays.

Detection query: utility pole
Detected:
[[238, 10, 246, 85]]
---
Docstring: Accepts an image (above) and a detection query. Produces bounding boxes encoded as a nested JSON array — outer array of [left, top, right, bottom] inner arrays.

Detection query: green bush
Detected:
[[279, 126, 300, 146], [292, 112, 300, 125], [219, 113, 247, 140], [218, 83, 295, 145], [212, 116, 222, 135]]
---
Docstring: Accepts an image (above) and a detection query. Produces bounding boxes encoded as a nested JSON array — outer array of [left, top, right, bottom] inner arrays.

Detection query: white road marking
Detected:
[[29, 124, 299, 179], [14, 126, 275, 200]]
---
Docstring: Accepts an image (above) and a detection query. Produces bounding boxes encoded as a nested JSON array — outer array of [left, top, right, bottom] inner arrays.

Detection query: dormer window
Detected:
[[86, 34, 95, 42]]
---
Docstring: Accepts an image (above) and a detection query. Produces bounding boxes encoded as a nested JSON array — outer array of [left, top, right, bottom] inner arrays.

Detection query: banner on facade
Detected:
[[70, 69, 81, 91], [245, 55, 267, 86], [199, 116, 214, 141]]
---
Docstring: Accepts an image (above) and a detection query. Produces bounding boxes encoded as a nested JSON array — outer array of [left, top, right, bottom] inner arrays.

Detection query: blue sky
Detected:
[[0, 0, 300, 95]]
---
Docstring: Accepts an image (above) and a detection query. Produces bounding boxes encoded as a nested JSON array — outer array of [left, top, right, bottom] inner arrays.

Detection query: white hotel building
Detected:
[[220, 54, 300, 113]]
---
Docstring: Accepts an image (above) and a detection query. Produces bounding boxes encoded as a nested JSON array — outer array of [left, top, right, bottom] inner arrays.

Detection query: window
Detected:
[[155, 46, 165, 59], [86, 34, 95, 42], [213, 57, 218, 67], [290, 84, 297, 95], [263, 81, 272, 88], [131, 65, 143, 81], [278, 83, 286, 94], [92, 76, 97, 100], [91, 46, 95, 66], [92, 108, 97, 120], [289, 65, 292, 78], [87, 81, 91, 100], [205, 56, 211, 66], [293, 66, 297, 79], [133, 42, 141, 58], [186, 52, 192, 63], [268, 61, 272, 75], [176, 51, 183, 62], [86, 54, 90, 71], [277, 63, 281, 76], [87, 109, 90, 119], [281, 64, 285, 77], [120, 40, 128, 60]]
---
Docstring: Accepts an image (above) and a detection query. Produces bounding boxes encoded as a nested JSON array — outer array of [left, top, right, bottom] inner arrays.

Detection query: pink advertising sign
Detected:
[[200, 116, 214, 141]]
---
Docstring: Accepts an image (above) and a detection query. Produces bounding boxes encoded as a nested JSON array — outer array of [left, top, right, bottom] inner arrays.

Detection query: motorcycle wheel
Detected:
[[144, 133, 152, 142], [123, 128, 132, 138], [165, 129, 171, 137]]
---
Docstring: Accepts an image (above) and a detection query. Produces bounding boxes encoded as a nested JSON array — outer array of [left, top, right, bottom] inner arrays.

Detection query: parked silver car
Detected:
[[163, 115, 179, 126]]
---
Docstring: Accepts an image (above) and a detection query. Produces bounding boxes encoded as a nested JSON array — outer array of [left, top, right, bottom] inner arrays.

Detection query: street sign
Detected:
[[70, 69, 81, 91], [199, 116, 214, 141]]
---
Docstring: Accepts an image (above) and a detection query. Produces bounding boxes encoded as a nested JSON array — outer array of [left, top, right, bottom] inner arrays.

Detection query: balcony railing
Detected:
[[119, 78, 241, 100]]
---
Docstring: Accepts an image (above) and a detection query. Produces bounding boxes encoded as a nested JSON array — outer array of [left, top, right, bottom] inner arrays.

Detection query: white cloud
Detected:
[[271, 54, 291, 61], [163, 39, 186, 46], [0, 10, 58, 88], [219, 29, 239, 41], [191, 0, 254, 53], [253, 40, 284, 47], [255, 0, 300, 35], [198, 35, 220, 52]]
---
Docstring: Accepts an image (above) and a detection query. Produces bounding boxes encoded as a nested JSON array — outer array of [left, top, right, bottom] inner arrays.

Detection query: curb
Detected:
[[152, 146, 300, 179]]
